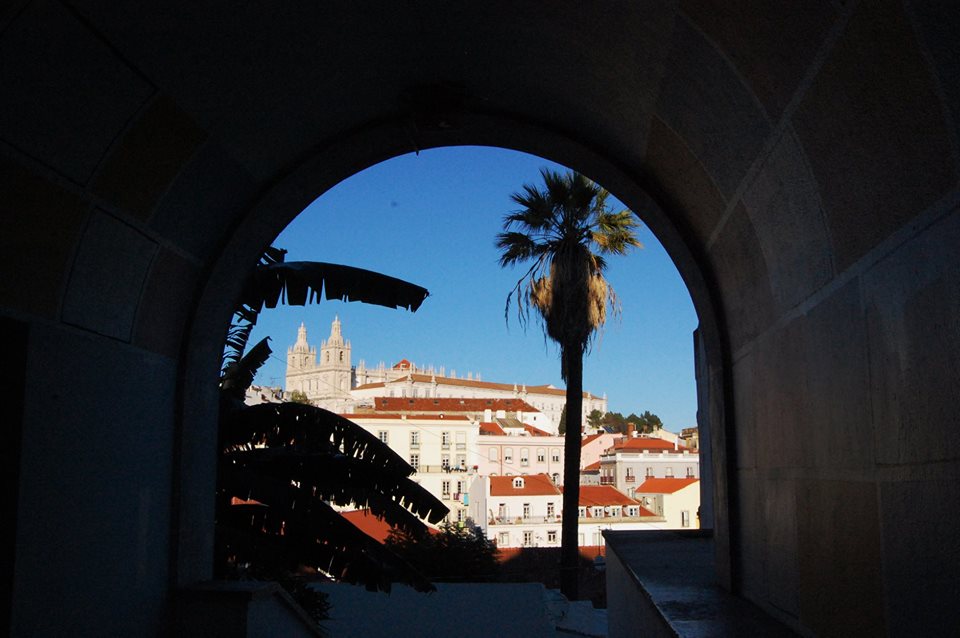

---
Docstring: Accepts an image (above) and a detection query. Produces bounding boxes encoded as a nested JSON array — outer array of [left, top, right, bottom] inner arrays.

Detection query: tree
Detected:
[[497, 169, 641, 599], [288, 389, 311, 404], [558, 404, 568, 435], [385, 523, 500, 582], [217, 247, 447, 604], [586, 409, 605, 430]]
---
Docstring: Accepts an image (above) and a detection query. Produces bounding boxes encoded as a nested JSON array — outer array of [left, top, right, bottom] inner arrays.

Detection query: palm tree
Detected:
[[496, 169, 641, 599], [217, 247, 447, 600]]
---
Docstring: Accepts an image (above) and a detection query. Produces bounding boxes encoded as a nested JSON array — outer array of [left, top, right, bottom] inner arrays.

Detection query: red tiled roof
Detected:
[[497, 546, 606, 562], [357, 373, 601, 399], [370, 397, 539, 414], [574, 485, 641, 507], [343, 412, 470, 421], [522, 424, 552, 437], [635, 478, 699, 494], [480, 421, 506, 435], [490, 473, 561, 496], [340, 509, 440, 544], [582, 460, 601, 472], [610, 437, 693, 453], [392, 359, 413, 369], [581, 433, 603, 446]]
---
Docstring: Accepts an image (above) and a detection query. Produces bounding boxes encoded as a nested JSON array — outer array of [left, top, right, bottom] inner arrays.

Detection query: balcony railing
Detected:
[[413, 464, 472, 474], [487, 513, 659, 525], [599, 476, 615, 485], [625, 475, 636, 483]]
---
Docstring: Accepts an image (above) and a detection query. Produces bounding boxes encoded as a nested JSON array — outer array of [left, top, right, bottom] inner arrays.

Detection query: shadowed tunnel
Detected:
[[2, 2, 959, 636]]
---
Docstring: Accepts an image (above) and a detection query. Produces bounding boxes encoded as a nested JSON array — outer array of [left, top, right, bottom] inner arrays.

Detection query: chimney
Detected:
[[627, 423, 635, 437]]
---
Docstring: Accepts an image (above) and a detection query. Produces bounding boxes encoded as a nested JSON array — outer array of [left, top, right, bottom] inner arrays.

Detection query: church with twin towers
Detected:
[[285, 316, 608, 432]]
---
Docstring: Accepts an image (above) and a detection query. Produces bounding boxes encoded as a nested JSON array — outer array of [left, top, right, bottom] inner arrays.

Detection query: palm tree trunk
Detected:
[[560, 345, 583, 600]]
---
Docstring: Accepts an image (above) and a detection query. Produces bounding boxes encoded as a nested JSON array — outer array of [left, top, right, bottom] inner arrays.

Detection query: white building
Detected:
[[285, 317, 607, 430], [633, 478, 701, 529], [475, 421, 566, 483], [470, 474, 665, 548], [598, 436, 699, 499], [344, 412, 480, 524]]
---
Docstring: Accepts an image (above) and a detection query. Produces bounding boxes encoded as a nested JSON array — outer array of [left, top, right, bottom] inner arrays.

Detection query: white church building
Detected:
[[284, 317, 608, 432]]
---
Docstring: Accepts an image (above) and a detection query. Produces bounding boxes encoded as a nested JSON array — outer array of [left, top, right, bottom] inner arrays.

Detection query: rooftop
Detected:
[[635, 477, 700, 494], [490, 474, 561, 497]]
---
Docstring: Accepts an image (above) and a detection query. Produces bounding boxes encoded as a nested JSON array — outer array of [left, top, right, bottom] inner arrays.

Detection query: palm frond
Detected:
[[220, 337, 273, 401], [246, 261, 428, 313]]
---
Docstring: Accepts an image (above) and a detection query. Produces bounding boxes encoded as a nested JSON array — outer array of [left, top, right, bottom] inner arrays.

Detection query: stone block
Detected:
[[797, 479, 884, 636], [741, 128, 834, 312], [61, 211, 157, 341], [644, 116, 727, 245], [879, 478, 960, 636], [655, 17, 771, 200], [151, 141, 260, 261], [792, 1, 956, 271], [15, 324, 175, 636], [708, 203, 777, 353], [93, 96, 207, 221], [800, 278, 874, 470], [731, 350, 757, 471], [864, 208, 960, 465], [760, 478, 798, 619], [133, 249, 202, 359], [752, 318, 806, 471], [0, 156, 87, 317], [734, 469, 764, 600], [0, 1, 152, 184], [910, 2, 960, 139], [680, 0, 837, 120]]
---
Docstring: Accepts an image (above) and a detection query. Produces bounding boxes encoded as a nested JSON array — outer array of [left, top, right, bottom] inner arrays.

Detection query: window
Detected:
[[547, 530, 557, 543], [520, 448, 529, 466], [456, 431, 466, 450], [536, 448, 545, 463], [441, 454, 450, 470], [498, 532, 509, 546], [547, 502, 555, 518], [504, 448, 513, 463], [456, 481, 463, 494], [682, 510, 690, 528], [456, 454, 466, 469], [686, 466, 694, 478], [592, 506, 603, 518], [378, 431, 388, 444], [627, 506, 639, 517], [646, 467, 654, 477], [498, 503, 508, 518], [457, 509, 466, 523], [523, 531, 533, 547], [489, 448, 499, 461], [441, 431, 450, 449], [409, 454, 419, 471], [522, 503, 530, 518], [441, 481, 451, 497], [339, 351, 343, 362], [578, 506, 586, 518], [666, 467, 674, 478], [552, 473, 560, 484], [410, 431, 420, 449], [551, 450, 560, 463], [512, 477, 524, 488]]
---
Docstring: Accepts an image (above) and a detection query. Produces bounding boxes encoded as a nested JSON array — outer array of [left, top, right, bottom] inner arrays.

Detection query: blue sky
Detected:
[[248, 147, 700, 430]]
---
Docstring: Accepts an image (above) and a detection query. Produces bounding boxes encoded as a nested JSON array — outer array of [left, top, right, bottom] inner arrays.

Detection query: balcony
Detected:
[[625, 475, 636, 483], [600, 476, 615, 485], [414, 464, 472, 474], [488, 515, 561, 525]]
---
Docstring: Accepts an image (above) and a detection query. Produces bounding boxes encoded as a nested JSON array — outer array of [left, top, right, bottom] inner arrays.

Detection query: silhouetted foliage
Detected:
[[385, 523, 500, 582], [216, 247, 445, 607]]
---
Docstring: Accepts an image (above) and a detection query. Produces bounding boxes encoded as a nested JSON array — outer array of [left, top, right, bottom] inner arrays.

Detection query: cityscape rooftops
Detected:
[[490, 474, 561, 496], [635, 478, 699, 494]]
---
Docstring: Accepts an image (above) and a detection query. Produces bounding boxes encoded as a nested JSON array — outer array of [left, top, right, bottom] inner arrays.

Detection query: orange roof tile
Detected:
[[635, 478, 699, 494], [480, 421, 506, 435], [522, 423, 552, 437], [574, 485, 641, 507], [490, 474, 561, 496], [343, 412, 470, 421], [340, 509, 440, 544], [357, 373, 601, 399], [371, 397, 539, 413], [582, 460, 601, 472]]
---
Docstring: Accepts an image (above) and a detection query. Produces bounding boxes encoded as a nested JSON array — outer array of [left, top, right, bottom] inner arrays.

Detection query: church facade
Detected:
[[284, 317, 608, 431]]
